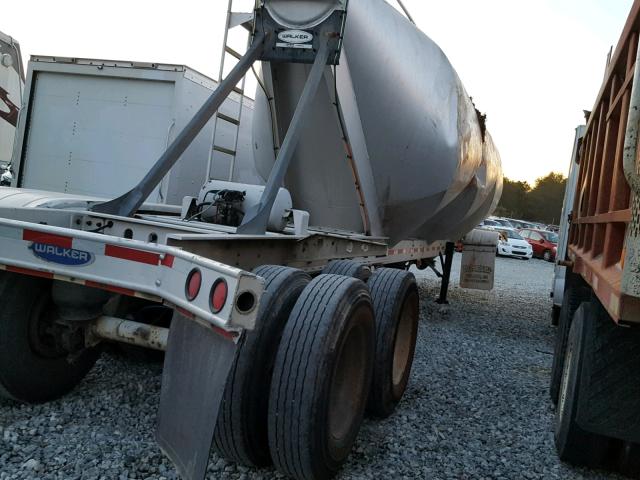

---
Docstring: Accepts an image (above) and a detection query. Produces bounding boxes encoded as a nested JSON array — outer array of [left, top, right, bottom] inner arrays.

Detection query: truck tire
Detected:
[[550, 275, 590, 404], [213, 266, 311, 467], [554, 302, 611, 467], [618, 442, 640, 476], [366, 268, 419, 418], [268, 275, 375, 480], [322, 260, 371, 282], [0, 272, 99, 403]]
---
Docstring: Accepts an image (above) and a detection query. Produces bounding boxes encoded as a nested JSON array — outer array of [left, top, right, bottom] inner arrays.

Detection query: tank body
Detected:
[[251, 0, 503, 244]]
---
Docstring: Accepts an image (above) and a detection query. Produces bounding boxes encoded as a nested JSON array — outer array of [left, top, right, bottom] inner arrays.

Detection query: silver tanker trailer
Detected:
[[0, 1, 501, 480]]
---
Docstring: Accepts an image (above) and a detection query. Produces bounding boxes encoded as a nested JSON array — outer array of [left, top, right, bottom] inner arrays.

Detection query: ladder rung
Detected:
[[217, 112, 241, 126], [213, 145, 237, 156], [233, 86, 244, 95], [225, 46, 243, 60]]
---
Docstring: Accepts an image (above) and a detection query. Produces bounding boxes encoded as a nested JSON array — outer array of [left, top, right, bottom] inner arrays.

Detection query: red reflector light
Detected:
[[210, 278, 228, 313], [185, 269, 202, 301]]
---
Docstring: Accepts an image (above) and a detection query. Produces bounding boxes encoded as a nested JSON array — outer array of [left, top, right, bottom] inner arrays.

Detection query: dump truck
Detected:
[[550, 0, 640, 473], [0, 1, 502, 479]]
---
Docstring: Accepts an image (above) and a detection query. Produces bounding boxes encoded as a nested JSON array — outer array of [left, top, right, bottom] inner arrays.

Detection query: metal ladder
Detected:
[[206, 0, 255, 182]]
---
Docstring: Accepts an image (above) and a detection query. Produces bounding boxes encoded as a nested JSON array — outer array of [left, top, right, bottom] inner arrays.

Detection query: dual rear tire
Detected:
[[214, 264, 420, 479], [554, 297, 640, 472], [269, 275, 375, 480]]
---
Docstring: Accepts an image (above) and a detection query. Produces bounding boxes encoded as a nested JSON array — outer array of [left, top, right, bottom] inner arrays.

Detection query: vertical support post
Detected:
[[436, 241, 455, 304], [236, 35, 332, 235]]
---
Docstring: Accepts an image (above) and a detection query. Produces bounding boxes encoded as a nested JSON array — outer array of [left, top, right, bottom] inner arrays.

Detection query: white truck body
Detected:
[[10, 57, 257, 203]]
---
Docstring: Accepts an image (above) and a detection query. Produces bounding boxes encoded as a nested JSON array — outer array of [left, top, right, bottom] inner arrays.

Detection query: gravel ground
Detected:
[[0, 255, 627, 479]]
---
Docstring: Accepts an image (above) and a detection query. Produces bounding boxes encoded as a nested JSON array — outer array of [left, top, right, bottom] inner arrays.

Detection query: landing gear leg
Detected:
[[436, 242, 455, 305]]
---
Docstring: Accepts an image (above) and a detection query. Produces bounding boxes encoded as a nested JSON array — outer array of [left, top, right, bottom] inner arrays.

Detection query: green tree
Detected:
[[496, 178, 531, 218], [525, 172, 566, 224], [495, 173, 566, 224]]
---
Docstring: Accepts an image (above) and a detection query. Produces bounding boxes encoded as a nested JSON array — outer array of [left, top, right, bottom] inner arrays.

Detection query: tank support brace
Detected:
[[436, 241, 455, 304], [89, 33, 267, 217], [237, 35, 332, 234]]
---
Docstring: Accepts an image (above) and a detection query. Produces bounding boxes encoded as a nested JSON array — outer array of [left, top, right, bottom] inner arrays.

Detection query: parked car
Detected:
[[496, 228, 533, 260], [479, 219, 501, 229], [490, 217, 515, 228], [519, 228, 558, 261]]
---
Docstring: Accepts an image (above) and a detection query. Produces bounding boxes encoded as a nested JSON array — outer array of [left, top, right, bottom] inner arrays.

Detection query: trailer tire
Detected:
[[213, 266, 311, 467], [322, 260, 371, 282], [554, 302, 611, 467], [0, 272, 99, 403], [268, 275, 375, 480], [367, 268, 419, 418], [550, 275, 590, 404]]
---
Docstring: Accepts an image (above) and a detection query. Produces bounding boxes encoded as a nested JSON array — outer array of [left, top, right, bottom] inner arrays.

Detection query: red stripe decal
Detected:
[[105, 244, 160, 265], [176, 306, 195, 319], [7, 266, 54, 279], [23, 230, 72, 248], [212, 325, 240, 342], [161, 254, 175, 268], [85, 280, 136, 297]]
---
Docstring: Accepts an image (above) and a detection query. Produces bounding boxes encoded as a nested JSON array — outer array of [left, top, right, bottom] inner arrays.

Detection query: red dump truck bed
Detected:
[[568, 0, 640, 325], [550, 2, 640, 473]]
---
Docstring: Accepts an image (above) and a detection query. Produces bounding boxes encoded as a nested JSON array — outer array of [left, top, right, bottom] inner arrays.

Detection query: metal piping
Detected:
[[623, 43, 640, 194], [91, 316, 169, 351]]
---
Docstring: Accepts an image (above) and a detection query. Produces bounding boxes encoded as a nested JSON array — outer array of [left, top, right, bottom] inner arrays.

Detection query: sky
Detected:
[[1, 0, 635, 184]]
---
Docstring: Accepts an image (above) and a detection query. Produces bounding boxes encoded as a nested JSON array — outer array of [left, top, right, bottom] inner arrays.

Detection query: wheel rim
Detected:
[[544, 251, 551, 261], [27, 292, 66, 359], [392, 290, 419, 391], [557, 340, 574, 428], [328, 308, 369, 449]]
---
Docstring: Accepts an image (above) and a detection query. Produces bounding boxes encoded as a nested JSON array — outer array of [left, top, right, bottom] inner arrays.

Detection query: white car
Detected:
[[496, 228, 533, 260]]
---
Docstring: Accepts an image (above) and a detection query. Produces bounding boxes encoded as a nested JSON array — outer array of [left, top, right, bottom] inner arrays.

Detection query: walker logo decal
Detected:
[[30, 243, 95, 266], [277, 30, 313, 49]]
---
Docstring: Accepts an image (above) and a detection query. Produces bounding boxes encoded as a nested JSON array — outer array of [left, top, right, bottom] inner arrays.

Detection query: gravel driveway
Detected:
[[0, 255, 626, 479]]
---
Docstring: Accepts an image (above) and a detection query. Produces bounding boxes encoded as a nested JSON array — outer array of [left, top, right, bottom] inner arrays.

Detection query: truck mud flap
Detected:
[[156, 312, 238, 480]]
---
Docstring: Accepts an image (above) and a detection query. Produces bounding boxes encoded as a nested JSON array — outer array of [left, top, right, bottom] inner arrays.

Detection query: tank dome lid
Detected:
[[264, 0, 346, 29]]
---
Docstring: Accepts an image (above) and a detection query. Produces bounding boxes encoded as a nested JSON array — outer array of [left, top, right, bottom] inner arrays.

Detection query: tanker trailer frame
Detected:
[[0, 2, 493, 479], [549, 0, 640, 473]]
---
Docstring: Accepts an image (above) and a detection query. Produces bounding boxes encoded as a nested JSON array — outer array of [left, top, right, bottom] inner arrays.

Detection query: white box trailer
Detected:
[[10, 56, 259, 203]]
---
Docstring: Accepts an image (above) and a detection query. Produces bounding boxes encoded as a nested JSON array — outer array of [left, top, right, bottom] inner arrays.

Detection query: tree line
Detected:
[[494, 172, 567, 225]]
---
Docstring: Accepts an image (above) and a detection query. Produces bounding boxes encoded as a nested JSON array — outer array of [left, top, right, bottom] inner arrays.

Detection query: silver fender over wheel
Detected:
[[0, 272, 99, 403], [213, 266, 311, 467], [268, 274, 375, 480], [367, 268, 420, 418]]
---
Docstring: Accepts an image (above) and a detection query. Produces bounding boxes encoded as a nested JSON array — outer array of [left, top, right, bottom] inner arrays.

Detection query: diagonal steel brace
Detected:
[[236, 34, 333, 235], [90, 33, 267, 217]]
